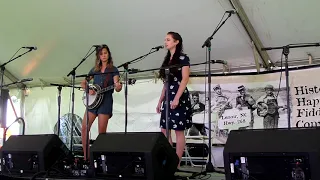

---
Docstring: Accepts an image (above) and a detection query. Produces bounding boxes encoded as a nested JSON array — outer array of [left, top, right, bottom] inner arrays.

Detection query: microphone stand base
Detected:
[[186, 163, 224, 179], [205, 162, 215, 172]]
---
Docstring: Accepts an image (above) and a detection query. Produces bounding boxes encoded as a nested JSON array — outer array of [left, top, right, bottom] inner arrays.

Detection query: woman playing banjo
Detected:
[[80, 44, 122, 160]]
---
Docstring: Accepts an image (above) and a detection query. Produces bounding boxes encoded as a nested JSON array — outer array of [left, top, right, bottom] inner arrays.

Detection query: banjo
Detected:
[[82, 78, 135, 109], [82, 84, 116, 109]]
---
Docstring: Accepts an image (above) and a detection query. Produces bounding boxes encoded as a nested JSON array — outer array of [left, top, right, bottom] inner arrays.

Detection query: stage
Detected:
[[0, 166, 226, 180]]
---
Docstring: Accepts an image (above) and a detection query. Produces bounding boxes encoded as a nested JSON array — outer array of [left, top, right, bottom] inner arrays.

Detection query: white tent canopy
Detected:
[[0, 0, 319, 88]]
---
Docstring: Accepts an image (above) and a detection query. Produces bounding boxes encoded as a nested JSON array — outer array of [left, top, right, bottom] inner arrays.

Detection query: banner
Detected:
[[187, 71, 289, 144], [22, 66, 320, 146], [185, 66, 320, 143], [290, 68, 320, 128]]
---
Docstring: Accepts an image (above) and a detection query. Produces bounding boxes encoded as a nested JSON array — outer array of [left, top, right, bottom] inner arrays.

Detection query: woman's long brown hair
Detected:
[[94, 44, 113, 72]]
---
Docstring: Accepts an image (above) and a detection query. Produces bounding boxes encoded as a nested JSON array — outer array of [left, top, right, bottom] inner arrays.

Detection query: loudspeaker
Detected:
[[90, 132, 179, 180], [224, 128, 320, 180], [0, 134, 70, 175]]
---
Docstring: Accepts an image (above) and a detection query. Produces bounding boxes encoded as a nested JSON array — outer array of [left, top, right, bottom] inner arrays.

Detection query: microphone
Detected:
[[211, 60, 227, 65], [93, 44, 107, 48], [22, 47, 37, 50], [152, 45, 164, 50], [19, 78, 33, 83], [226, 9, 236, 14], [128, 68, 140, 74]]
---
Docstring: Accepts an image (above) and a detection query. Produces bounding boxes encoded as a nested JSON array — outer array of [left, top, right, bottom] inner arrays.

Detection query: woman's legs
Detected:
[[161, 128, 172, 145], [98, 114, 110, 133], [81, 111, 97, 160], [175, 130, 186, 168], [161, 128, 186, 168]]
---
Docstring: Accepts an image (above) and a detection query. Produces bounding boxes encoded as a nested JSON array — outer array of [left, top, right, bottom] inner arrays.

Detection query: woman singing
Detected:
[[80, 44, 122, 160], [156, 32, 192, 168]]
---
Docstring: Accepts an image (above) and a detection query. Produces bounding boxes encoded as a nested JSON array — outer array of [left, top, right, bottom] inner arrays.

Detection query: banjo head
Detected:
[[82, 84, 103, 109]]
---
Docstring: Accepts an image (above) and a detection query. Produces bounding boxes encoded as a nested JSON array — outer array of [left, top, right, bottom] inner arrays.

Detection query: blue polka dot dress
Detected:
[[160, 54, 192, 131]]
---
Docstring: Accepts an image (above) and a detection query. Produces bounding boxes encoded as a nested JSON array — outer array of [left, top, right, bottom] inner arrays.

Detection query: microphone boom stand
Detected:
[[200, 11, 234, 173], [0, 49, 33, 97], [117, 48, 161, 134], [49, 83, 81, 136], [85, 76, 90, 161], [165, 68, 170, 139], [57, 85, 62, 136], [67, 48, 96, 155], [261, 43, 320, 129]]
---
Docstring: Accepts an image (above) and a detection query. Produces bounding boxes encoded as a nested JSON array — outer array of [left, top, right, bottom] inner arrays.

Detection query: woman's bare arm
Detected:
[[81, 76, 93, 90]]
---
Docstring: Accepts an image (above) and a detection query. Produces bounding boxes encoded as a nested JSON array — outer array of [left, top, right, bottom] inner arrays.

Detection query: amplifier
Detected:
[[0, 134, 70, 175], [224, 128, 320, 180], [90, 132, 179, 180]]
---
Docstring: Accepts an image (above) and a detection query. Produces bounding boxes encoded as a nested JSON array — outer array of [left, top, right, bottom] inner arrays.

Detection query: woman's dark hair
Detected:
[[158, 32, 183, 81], [94, 44, 113, 72]]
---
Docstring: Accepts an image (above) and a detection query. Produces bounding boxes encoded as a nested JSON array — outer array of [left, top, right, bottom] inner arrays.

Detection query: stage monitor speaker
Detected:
[[90, 132, 179, 180], [0, 134, 70, 175], [223, 128, 320, 180]]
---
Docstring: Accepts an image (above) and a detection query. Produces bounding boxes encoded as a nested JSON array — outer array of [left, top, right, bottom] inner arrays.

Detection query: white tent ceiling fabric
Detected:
[[1, 0, 319, 87], [240, 0, 320, 63], [0, 0, 256, 87]]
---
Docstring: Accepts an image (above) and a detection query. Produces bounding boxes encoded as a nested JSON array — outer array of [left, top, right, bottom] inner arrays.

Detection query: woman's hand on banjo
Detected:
[[115, 81, 122, 92]]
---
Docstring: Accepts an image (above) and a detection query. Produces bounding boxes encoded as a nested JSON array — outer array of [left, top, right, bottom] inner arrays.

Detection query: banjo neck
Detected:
[[84, 80, 126, 109], [97, 84, 115, 94]]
